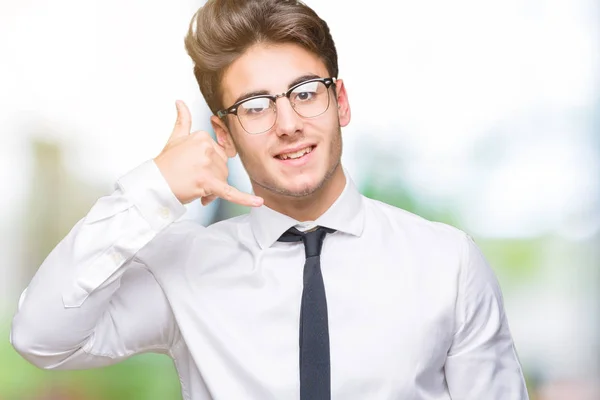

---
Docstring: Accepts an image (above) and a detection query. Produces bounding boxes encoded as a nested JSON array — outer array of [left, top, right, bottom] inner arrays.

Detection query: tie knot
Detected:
[[278, 226, 335, 258]]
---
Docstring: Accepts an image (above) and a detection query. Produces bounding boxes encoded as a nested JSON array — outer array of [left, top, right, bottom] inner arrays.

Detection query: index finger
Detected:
[[211, 180, 263, 207]]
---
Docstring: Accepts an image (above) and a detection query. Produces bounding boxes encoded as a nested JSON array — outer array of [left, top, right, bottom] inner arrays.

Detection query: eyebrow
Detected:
[[231, 73, 323, 106]]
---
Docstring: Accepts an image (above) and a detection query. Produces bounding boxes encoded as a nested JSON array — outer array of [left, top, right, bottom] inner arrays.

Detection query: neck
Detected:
[[255, 165, 346, 222]]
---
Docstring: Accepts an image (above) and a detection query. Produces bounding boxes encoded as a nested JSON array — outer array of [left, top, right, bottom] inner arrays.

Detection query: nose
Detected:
[[273, 97, 303, 137]]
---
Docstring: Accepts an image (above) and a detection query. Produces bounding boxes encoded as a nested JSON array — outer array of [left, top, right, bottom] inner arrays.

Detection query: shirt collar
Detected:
[[249, 168, 365, 249]]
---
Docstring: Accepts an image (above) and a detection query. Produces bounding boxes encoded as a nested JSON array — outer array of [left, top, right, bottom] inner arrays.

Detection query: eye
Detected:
[[239, 97, 271, 116], [295, 91, 314, 101], [291, 81, 320, 102]]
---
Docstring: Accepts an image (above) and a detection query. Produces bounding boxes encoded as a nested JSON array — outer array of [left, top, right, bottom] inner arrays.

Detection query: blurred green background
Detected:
[[1, 0, 598, 399]]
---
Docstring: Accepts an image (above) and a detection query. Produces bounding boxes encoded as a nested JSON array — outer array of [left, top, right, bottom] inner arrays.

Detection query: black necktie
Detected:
[[278, 226, 335, 400]]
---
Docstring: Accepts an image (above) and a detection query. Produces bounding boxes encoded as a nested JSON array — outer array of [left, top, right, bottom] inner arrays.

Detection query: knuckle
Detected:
[[189, 131, 202, 142], [205, 146, 215, 157], [189, 135, 201, 145], [197, 157, 212, 170], [195, 140, 211, 154], [222, 184, 233, 200], [197, 188, 208, 198], [221, 163, 229, 177], [194, 174, 207, 189], [194, 130, 209, 140]]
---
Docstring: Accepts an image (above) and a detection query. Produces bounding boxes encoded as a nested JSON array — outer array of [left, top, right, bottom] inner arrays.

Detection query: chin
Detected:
[[254, 170, 325, 198], [282, 183, 320, 197], [251, 157, 341, 199], [277, 176, 321, 197], [280, 165, 339, 197]]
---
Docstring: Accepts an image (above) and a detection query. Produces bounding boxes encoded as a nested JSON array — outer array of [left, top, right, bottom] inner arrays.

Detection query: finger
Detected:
[[201, 194, 218, 206], [212, 155, 229, 181], [189, 129, 227, 163], [210, 138, 228, 163], [170, 100, 192, 140], [211, 180, 263, 207]]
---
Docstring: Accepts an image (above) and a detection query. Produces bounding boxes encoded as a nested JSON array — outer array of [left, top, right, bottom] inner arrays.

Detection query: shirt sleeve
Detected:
[[10, 159, 187, 369], [444, 234, 529, 399]]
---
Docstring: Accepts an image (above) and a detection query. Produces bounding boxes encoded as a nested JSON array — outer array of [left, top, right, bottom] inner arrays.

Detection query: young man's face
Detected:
[[212, 42, 351, 200]]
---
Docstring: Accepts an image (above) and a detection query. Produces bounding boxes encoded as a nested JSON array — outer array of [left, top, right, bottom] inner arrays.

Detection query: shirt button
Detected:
[[158, 207, 171, 219]]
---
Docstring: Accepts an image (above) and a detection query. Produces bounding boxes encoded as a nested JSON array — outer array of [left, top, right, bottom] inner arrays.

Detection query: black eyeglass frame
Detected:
[[216, 77, 337, 133]]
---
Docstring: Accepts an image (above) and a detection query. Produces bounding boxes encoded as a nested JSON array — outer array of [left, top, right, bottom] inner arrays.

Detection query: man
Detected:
[[10, 0, 529, 399]]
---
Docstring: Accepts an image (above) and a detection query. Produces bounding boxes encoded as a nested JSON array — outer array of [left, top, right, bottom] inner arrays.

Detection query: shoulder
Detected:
[[156, 213, 251, 241], [137, 214, 251, 264], [361, 195, 470, 252], [361, 197, 486, 290], [205, 213, 251, 239]]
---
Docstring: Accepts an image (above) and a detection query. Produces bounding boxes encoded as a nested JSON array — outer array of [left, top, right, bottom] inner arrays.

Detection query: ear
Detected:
[[334, 79, 351, 128], [211, 115, 238, 158]]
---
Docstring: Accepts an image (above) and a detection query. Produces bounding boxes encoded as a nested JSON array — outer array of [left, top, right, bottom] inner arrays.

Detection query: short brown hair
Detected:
[[184, 0, 339, 115]]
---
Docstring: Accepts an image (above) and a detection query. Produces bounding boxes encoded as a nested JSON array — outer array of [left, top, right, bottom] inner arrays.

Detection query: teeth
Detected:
[[278, 146, 312, 160]]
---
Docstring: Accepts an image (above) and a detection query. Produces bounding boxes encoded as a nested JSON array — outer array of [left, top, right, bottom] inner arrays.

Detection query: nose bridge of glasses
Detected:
[[272, 92, 296, 112]]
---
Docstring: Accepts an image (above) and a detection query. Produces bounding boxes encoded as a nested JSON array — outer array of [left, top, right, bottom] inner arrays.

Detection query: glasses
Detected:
[[217, 77, 336, 135]]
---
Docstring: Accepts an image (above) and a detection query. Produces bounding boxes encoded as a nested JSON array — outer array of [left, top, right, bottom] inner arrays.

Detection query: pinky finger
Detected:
[[201, 194, 218, 206]]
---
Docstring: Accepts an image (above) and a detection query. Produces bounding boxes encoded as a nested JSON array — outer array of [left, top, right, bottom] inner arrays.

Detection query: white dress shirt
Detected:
[[11, 160, 529, 400]]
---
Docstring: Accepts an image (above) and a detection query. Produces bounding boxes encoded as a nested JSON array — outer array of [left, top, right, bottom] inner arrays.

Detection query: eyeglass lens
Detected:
[[236, 80, 330, 134]]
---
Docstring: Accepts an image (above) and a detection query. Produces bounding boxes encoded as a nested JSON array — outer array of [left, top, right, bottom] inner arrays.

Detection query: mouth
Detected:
[[275, 145, 316, 162]]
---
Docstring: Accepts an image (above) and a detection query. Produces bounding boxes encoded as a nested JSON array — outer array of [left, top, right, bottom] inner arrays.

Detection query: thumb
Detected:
[[170, 100, 192, 139]]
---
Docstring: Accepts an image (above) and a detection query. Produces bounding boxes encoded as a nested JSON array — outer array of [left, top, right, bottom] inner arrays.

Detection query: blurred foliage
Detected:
[[361, 178, 460, 228], [476, 237, 544, 284], [361, 173, 541, 285], [1, 140, 182, 400], [0, 139, 588, 400], [0, 323, 181, 399]]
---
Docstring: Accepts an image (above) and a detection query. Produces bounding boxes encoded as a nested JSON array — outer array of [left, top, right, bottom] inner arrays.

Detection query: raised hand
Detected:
[[153, 100, 264, 207]]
